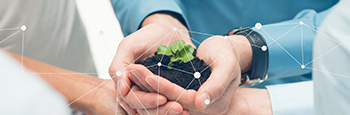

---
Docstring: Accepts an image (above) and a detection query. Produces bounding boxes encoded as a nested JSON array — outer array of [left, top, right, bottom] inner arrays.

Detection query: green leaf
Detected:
[[170, 40, 186, 54], [171, 56, 181, 62], [180, 51, 194, 63], [157, 45, 172, 56], [184, 45, 194, 54], [178, 45, 195, 63]]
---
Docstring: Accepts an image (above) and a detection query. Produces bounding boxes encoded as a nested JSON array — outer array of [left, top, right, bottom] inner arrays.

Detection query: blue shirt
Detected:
[[111, 0, 338, 114], [111, 0, 337, 79]]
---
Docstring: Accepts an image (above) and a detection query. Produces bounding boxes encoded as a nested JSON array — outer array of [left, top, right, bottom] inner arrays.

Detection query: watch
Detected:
[[226, 27, 269, 86]]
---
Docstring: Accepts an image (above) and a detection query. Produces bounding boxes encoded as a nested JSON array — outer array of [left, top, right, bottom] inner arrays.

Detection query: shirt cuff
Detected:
[[266, 81, 313, 115]]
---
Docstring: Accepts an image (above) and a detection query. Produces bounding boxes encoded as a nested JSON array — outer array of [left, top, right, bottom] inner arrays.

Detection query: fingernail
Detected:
[[169, 108, 181, 114], [145, 75, 156, 89], [117, 80, 124, 94], [200, 93, 211, 109]]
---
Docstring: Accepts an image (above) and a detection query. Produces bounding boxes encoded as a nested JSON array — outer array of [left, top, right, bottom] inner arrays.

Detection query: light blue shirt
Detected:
[[110, 0, 338, 114], [111, 0, 337, 80]]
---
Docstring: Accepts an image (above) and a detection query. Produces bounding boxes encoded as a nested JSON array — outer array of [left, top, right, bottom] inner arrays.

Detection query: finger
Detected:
[[116, 103, 128, 115], [123, 85, 167, 109], [203, 76, 241, 115], [110, 37, 150, 96], [128, 64, 156, 92], [136, 101, 184, 115], [145, 75, 197, 109], [195, 53, 241, 110], [129, 70, 148, 91], [117, 97, 137, 115], [180, 110, 191, 115], [116, 74, 133, 97]]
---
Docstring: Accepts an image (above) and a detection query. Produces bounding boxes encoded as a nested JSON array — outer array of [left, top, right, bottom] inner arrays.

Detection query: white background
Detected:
[[76, 0, 123, 79]]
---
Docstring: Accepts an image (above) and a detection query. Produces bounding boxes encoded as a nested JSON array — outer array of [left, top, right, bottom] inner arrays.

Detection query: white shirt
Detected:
[[313, 0, 350, 114], [0, 50, 70, 115]]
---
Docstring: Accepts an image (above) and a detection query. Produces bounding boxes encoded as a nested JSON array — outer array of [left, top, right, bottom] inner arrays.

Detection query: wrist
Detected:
[[228, 35, 252, 73], [69, 76, 105, 114]]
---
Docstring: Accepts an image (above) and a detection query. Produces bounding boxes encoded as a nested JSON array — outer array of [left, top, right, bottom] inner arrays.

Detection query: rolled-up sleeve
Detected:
[[253, 8, 331, 79]]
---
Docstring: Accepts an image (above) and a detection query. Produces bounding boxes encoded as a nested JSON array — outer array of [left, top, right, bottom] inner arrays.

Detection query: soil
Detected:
[[137, 50, 211, 91]]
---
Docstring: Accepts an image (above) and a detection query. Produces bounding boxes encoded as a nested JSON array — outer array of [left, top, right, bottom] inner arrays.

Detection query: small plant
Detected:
[[157, 40, 195, 69]]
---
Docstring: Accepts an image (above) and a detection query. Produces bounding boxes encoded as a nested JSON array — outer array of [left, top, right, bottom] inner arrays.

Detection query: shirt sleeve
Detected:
[[266, 81, 314, 115], [110, 0, 187, 37], [253, 8, 332, 79]]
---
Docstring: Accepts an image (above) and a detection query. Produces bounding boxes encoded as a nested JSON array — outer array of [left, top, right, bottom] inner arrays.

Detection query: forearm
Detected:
[[6, 51, 104, 114]]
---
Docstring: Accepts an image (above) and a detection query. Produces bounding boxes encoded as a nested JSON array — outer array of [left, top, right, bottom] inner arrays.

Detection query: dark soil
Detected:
[[136, 50, 211, 91]]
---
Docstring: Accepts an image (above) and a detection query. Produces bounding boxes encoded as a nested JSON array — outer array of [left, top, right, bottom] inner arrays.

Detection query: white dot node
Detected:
[[299, 21, 304, 25], [173, 27, 177, 31], [21, 25, 27, 31], [224, 36, 228, 40], [194, 72, 201, 79], [204, 99, 210, 105], [301, 65, 305, 69], [99, 30, 104, 35], [220, 54, 224, 58], [116, 71, 122, 76], [157, 62, 162, 67], [255, 22, 262, 30], [261, 45, 267, 51]]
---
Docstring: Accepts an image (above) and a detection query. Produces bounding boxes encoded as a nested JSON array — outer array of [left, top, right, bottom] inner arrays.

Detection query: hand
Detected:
[[89, 80, 127, 115], [142, 35, 253, 114], [109, 13, 194, 114], [142, 76, 272, 115], [6, 50, 128, 115], [225, 88, 272, 115]]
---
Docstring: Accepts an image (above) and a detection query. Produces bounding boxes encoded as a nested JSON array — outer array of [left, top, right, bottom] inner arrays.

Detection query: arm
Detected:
[[6, 50, 126, 115], [250, 8, 333, 114], [110, 0, 188, 36], [255, 8, 332, 79]]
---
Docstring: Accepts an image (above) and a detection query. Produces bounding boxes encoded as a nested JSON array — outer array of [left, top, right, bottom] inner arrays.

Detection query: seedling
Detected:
[[157, 40, 195, 69]]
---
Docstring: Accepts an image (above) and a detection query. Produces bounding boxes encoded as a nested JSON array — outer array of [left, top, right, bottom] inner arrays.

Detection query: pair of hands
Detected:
[[107, 13, 270, 115]]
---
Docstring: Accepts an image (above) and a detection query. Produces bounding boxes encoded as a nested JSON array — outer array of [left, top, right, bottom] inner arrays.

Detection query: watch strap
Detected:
[[226, 27, 269, 86]]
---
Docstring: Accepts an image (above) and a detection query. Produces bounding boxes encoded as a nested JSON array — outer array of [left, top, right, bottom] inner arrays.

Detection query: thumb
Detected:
[[194, 57, 241, 110], [109, 48, 135, 96]]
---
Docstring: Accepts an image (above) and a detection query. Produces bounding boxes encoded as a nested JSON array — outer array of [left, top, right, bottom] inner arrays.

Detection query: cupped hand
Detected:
[[142, 35, 253, 114], [109, 13, 194, 114]]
